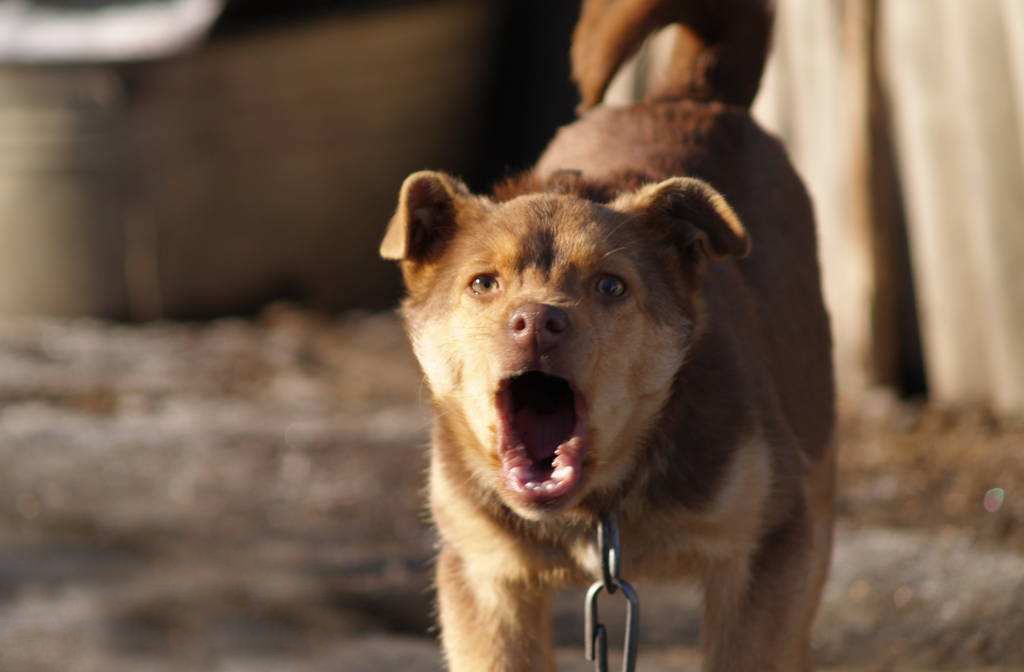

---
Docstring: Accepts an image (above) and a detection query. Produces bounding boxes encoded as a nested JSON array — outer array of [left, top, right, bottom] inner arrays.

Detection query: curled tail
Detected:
[[572, 0, 774, 110]]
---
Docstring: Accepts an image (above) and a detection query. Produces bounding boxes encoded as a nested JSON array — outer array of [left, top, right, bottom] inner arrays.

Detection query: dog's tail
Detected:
[[572, 0, 774, 111]]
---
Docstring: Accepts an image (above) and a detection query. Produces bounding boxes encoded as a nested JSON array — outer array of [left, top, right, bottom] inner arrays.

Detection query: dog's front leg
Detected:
[[437, 546, 556, 672], [700, 505, 830, 672]]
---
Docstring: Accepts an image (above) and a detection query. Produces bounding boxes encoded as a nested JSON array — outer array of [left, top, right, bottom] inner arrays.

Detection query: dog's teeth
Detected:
[[542, 481, 559, 493], [551, 465, 574, 482], [509, 466, 530, 481]]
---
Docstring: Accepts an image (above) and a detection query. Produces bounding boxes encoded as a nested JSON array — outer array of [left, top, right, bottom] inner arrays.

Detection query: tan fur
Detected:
[[381, 1, 835, 670]]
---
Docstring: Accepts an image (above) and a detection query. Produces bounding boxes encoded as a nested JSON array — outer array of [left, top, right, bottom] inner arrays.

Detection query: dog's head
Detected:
[[381, 171, 748, 519]]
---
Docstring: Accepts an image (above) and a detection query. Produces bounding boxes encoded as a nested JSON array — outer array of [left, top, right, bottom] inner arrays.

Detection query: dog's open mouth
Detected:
[[497, 371, 586, 506]]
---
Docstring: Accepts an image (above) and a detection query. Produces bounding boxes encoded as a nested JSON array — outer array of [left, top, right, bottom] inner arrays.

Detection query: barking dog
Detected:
[[380, 1, 835, 670]]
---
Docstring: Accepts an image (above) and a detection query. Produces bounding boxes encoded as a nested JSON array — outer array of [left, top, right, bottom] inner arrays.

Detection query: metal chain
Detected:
[[584, 512, 639, 672]]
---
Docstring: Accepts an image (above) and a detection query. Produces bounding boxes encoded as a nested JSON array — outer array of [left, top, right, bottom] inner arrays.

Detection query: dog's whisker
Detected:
[[599, 245, 632, 261]]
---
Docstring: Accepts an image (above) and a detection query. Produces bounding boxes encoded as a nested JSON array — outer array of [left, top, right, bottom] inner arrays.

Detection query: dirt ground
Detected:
[[0, 306, 1021, 671]]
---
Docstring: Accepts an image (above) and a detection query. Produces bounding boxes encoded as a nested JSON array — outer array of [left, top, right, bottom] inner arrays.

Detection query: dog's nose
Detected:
[[509, 303, 570, 351]]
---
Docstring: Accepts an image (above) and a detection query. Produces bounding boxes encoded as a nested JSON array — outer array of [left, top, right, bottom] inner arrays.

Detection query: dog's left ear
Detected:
[[613, 177, 750, 260], [380, 171, 474, 263]]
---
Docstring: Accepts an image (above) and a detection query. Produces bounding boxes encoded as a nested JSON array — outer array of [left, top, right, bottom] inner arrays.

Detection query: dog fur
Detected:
[[380, 1, 835, 670]]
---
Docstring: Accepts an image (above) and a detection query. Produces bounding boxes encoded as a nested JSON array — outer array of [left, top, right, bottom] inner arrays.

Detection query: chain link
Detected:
[[584, 512, 639, 672]]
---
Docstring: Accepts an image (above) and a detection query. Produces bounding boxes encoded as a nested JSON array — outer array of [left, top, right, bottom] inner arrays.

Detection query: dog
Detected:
[[379, 0, 836, 669]]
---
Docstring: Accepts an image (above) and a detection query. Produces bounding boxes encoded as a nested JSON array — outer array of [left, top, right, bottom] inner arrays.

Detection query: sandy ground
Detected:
[[0, 307, 1021, 671]]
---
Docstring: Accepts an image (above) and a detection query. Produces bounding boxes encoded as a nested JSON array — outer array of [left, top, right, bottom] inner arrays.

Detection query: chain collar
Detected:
[[584, 512, 640, 672]]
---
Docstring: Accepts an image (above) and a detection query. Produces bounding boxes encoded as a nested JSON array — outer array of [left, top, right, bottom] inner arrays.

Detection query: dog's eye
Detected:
[[595, 274, 626, 298], [470, 274, 500, 295]]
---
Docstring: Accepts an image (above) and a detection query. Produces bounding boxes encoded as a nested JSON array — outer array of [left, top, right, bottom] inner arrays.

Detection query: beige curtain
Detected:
[[609, 0, 1024, 418], [877, 0, 1024, 416]]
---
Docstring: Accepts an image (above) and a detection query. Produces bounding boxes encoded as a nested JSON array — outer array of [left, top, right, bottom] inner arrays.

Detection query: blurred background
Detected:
[[0, 1, 1021, 670]]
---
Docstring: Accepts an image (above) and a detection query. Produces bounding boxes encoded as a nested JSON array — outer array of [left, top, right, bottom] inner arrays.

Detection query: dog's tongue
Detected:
[[514, 405, 574, 461]]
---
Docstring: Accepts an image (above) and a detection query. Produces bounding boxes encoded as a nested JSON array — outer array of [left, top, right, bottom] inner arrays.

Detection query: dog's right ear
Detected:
[[612, 177, 750, 262], [380, 171, 471, 263]]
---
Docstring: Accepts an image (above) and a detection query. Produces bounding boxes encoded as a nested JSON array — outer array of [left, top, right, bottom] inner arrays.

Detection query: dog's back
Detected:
[[535, 7, 836, 668], [540, 0, 834, 466]]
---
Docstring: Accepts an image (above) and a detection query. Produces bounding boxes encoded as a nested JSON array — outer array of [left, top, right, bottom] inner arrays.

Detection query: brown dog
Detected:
[[380, 1, 835, 670]]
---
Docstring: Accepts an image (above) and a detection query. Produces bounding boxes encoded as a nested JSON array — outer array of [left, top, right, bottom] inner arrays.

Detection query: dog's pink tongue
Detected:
[[514, 406, 574, 461]]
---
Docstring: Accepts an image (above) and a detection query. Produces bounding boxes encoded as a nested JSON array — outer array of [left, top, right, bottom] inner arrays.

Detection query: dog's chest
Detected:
[[563, 522, 700, 583]]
